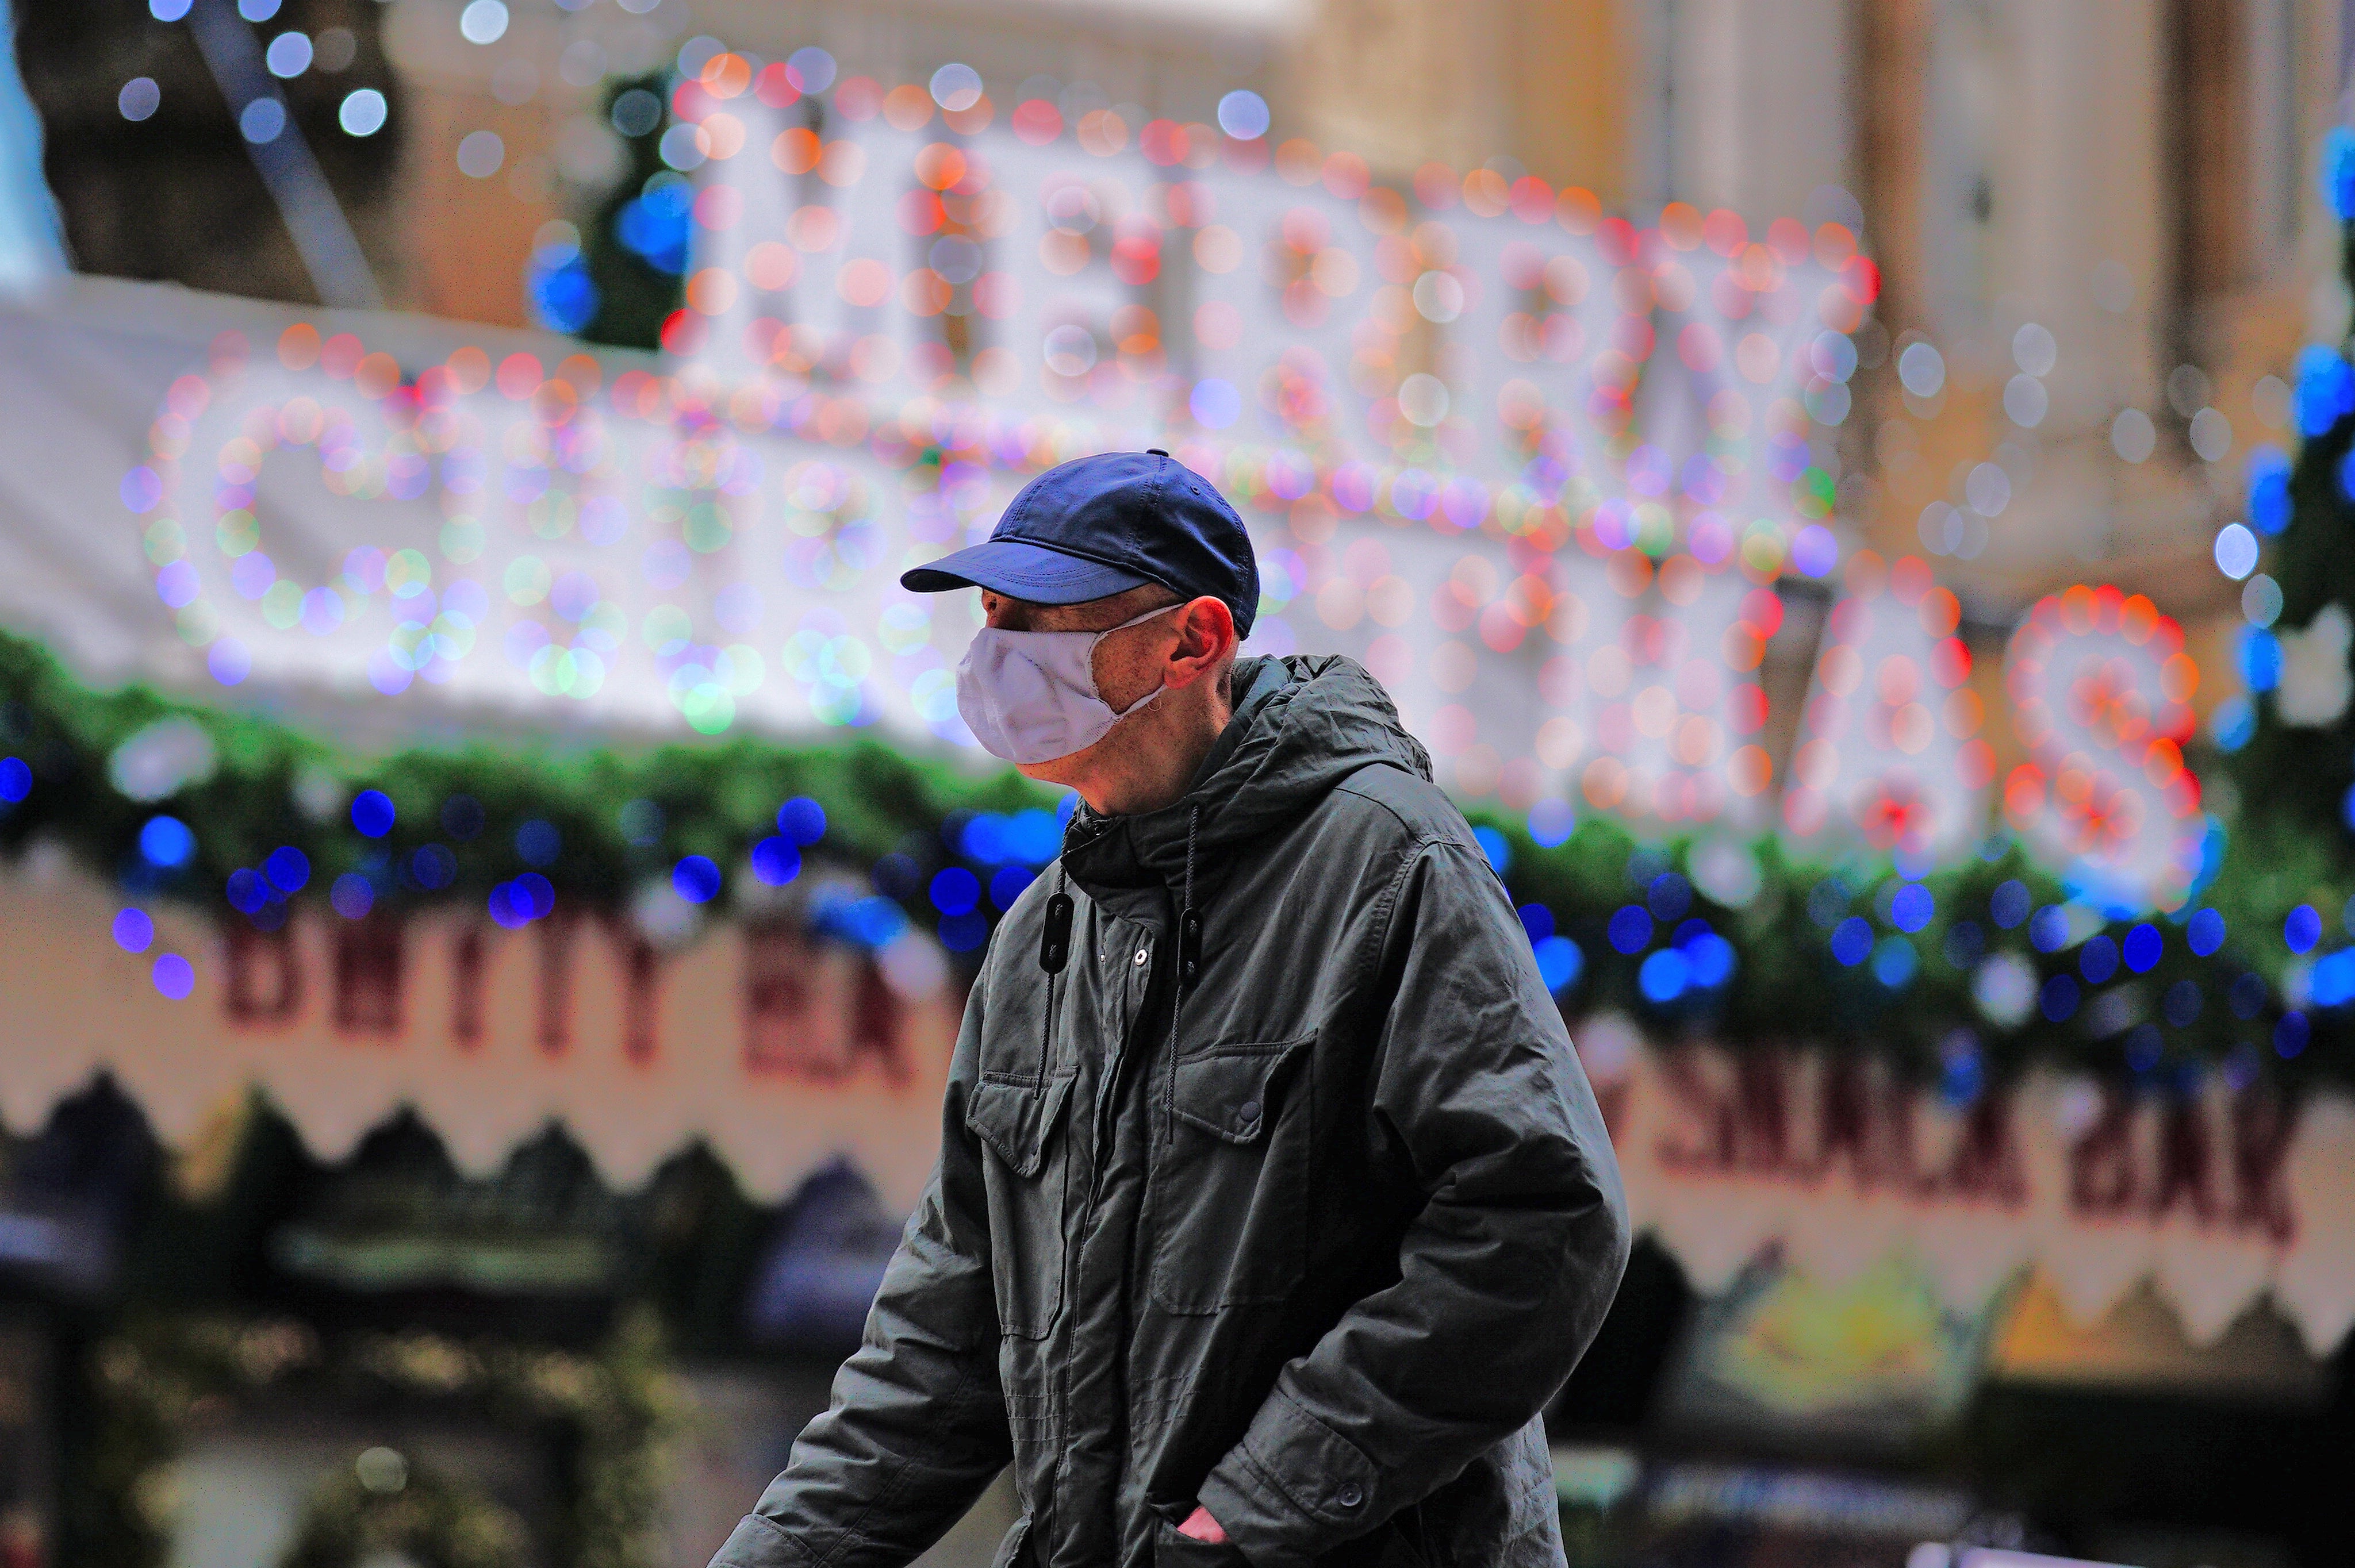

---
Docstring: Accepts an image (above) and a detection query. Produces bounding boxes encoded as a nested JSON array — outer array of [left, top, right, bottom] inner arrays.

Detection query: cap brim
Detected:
[[899, 539, 1159, 604]]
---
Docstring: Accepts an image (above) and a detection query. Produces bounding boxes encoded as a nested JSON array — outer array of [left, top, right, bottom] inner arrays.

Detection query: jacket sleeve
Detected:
[[1196, 837, 1630, 1568], [709, 979, 1011, 1568]]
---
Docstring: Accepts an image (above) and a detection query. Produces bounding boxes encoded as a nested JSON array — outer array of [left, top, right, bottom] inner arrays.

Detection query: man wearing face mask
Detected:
[[712, 451, 1628, 1568]]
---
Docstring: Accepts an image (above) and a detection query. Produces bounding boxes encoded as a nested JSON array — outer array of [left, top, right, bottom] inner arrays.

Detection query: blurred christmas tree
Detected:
[[2219, 134, 2355, 873], [527, 74, 685, 351]]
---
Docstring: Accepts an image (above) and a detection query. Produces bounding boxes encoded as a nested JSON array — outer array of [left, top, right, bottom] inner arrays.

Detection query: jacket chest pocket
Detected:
[[965, 1074, 1075, 1339], [1149, 1035, 1313, 1314]]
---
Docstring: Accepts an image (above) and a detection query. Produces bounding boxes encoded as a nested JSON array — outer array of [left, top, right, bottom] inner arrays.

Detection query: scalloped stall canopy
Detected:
[[5, 855, 2348, 1356]]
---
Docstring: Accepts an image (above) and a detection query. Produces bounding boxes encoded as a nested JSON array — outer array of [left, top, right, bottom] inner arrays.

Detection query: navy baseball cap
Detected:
[[900, 450, 1260, 637]]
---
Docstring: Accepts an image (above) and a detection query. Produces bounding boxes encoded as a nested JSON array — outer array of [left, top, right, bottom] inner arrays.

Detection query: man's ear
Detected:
[[1163, 596, 1236, 690]]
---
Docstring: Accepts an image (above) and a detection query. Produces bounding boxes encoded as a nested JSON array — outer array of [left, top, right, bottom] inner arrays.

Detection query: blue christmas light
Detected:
[[139, 814, 196, 868], [777, 796, 827, 846], [1989, 879, 2031, 928], [615, 183, 692, 274], [2080, 935, 2119, 984], [930, 867, 981, 916], [1517, 903, 1555, 943], [1647, 872, 1692, 921], [113, 908, 154, 953], [2212, 696, 2256, 752], [1534, 935, 1583, 993], [673, 854, 722, 904], [1003, 809, 1060, 866], [1939, 1039, 1982, 1106], [1607, 905, 1653, 954], [1829, 916, 1873, 966], [989, 866, 1035, 910], [2188, 908, 2226, 955], [225, 868, 268, 913], [1683, 932, 1737, 988], [331, 873, 375, 920], [2040, 974, 2078, 1021], [959, 812, 1008, 863], [2286, 904, 2323, 953], [516, 818, 562, 866], [2122, 923, 2163, 973], [2323, 125, 2355, 220], [263, 846, 309, 893], [528, 250, 600, 335], [1639, 947, 1690, 1002], [2311, 949, 2355, 1008], [350, 789, 396, 837], [1889, 882, 1934, 933], [513, 873, 555, 918], [814, 892, 907, 950], [1871, 936, 1917, 989], [2294, 344, 2355, 437], [1473, 826, 1512, 875], [2247, 446, 2292, 535], [751, 836, 801, 886], [1528, 798, 1574, 848]]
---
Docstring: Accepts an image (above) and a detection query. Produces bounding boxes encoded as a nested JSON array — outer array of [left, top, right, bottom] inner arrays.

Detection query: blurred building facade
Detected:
[[7, 3, 2354, 1566], [26, 0, 2329, 638], [32, 0, 2324, 631]]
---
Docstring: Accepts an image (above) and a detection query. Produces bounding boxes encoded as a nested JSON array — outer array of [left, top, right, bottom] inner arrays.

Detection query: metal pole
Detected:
[[182, 0, 383, 310]]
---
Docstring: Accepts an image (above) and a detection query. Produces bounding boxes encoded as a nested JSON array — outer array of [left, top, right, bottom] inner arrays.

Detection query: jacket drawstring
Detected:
[[1038, 865, 1073, 1065], [1166, 805, 1202, 1143]]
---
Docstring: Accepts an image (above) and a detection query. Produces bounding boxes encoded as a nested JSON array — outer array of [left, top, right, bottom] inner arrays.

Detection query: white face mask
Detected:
[[956, 603, 1184, 764]]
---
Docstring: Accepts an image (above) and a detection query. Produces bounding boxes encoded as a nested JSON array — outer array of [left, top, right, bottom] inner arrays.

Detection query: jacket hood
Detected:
[[1061, 655, 1430, 894]]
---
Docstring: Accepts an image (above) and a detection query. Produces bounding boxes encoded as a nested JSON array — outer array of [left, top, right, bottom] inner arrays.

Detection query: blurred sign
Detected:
[[0, 864, 954, 1209], [1645, 1461, 1973, 1541], [1583, 1020, 2355, 1358], [1651, 1252, 1988, 1452]]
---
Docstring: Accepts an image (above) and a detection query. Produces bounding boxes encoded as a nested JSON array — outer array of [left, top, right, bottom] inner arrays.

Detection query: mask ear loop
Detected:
[[1087, 600, 1189, 711]]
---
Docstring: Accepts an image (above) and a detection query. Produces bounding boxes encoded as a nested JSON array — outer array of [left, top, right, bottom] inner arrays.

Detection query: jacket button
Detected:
[[1133, 948, 1149, 966], [1238, 1100, 1261, 1123], [1337, 1485, 1362, 1508]]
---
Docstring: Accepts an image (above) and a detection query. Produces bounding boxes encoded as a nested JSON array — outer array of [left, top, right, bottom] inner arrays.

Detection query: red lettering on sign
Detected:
[[1811, 1053, 1876, 1184], [1731, 1050, 1791, 1172], [451, 924, 486, 1050], [1657, 1046, 1738, 1170], [223, 920, 303, 1024], [2069, 1089, 2138, 1215], [1942, 1086, 2026, 1207], [620, 925, 662, 1066], [2231, 1093, 2298, 1244], [743, 927, 908, 1085], [853, 959, 911, 1087], [536, 909, 579, 1056], [2149, 1096, 2216, 1223], [332, 914, 404, 1036]]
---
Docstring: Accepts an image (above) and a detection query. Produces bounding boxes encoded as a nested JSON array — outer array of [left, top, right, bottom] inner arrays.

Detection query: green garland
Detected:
[[71, 1309, 684, 1568], [0, 622, 2344, 1086]]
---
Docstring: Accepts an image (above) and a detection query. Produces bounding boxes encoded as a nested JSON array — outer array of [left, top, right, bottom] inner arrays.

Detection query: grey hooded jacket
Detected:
[[712, 655, 1629, 1568]]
